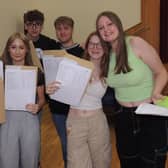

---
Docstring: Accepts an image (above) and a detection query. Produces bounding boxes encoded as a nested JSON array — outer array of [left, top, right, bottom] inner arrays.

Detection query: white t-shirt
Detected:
[[71, 80, 107, 110]]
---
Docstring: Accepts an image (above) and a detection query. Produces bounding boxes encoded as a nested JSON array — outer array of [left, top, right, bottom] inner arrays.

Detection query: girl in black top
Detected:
[[0, 32, 45, 168]]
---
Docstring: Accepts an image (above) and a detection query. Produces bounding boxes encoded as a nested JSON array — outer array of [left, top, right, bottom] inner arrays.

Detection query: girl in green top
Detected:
[[96, 11, 168, 168]]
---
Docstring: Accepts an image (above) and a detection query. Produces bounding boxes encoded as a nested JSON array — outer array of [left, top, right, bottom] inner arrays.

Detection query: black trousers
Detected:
[[114, 106, 168, 168]]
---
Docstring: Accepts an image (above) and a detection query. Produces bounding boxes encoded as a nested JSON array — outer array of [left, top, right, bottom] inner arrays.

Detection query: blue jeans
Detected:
[[114, 106, 168, 168], [48, 99, 69, 168], [52, 113, 67, 168]]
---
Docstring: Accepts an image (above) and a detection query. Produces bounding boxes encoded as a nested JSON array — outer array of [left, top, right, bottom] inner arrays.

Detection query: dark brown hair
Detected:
[[83, 31, 110, 78], [1, 32, 33, 66], [24, 9, 44, 24], [96, 11, 131, 74]]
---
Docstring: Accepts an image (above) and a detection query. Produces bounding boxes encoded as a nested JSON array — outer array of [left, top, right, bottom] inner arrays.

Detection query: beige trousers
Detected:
[[66, 110, 112, 168]]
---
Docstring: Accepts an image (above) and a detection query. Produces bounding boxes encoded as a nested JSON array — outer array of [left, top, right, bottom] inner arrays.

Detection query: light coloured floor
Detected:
[[40, 104, 168, 168]]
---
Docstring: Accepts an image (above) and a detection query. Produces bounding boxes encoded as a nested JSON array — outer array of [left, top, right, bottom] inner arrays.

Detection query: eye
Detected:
[[20, 47, 25, 50], [56, 27, 62, 31], [98, 26, 104, 31], [36, 22, 42, 26], [19, 45, 25, 49], [107, 22, 113, 27], [10, 46, 16, 49], [64, 27, 69, 31]]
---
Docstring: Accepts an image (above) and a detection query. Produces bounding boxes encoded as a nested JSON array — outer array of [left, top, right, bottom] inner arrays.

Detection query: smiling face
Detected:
[[87, 35, 104, 62], [8, 38, 27, 65], [97, 16, 119, 43], [55, 24, 73, 44], [25, 21, 43, 41]]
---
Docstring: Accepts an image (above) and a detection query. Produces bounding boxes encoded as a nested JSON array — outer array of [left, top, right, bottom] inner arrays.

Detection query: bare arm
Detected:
[[131, 36, 168, 103], [37, 85, 46, 110]]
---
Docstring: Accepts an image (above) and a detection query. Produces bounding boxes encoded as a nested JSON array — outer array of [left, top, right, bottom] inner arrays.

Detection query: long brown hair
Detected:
[[96, 11, 131, 74], [83, 31, 110, 78], [1, 32, 33, 66]]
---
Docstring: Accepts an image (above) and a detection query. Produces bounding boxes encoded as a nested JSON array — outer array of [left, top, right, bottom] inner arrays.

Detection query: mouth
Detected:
[[14, 56, 21, 58], [91, 52, 101, 56], [31, 31, 38, 34]]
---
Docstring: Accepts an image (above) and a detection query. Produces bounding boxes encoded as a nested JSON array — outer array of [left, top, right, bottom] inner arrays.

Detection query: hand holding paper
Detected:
[[135, 103, 168, 117], [26, 103, 39, 114], [46, 81, 62, 95], [42, 50, 93, 106], [5, 65, 37, 111]]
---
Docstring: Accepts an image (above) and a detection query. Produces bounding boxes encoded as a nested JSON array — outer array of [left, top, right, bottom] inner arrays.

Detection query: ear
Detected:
[[41, 24, 44, 30], [24, 23, 28, 30]]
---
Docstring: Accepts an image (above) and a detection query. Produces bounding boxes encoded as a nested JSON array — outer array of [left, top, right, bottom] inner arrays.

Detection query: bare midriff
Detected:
[[119, 97, 152, 107], [69, 108, 102, 117]]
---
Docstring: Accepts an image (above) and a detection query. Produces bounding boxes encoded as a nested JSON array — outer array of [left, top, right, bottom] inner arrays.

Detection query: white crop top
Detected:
[[71, 80, 107, 110]]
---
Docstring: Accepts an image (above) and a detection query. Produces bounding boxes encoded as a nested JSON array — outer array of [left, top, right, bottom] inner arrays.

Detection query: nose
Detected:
[[32, 24, 37, 30], [15, 48, 20, 54], [92, 44, 98, 49], [103, 25, 109, 32]]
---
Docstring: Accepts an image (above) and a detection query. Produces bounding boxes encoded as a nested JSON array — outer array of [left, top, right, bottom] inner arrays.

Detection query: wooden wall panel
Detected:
[[126, 0, 160, 52]]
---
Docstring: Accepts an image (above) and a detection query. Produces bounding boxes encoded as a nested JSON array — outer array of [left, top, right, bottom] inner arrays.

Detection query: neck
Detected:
[[61, 39, 75, 48], [111, 39, 118, 52], [27, 34, 40, 42], [12, 61, 25, 66], [91, 58, 101, 68], [91, 59, 101, 81]]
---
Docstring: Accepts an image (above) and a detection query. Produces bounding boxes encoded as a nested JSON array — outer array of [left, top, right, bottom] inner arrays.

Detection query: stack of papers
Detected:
[[0, 60, 3, 79], [5, 65, 37, 111], [0, 60, 5, 123], [42, 54, 93, 106], [135, 103, 168, 117]]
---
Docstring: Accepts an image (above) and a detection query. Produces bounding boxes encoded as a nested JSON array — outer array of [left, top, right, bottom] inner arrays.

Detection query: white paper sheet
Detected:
[[135, 103, 168, 116], [0, 60, 3, 79], [42, 56, 92, 106], [5, 66, 37, 111], [36, 48, 43, 59], [42, 56, 63, 84]]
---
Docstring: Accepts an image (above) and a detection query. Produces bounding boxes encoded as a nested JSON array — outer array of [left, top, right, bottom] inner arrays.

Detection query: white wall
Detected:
[[0, 0, 141, 52]]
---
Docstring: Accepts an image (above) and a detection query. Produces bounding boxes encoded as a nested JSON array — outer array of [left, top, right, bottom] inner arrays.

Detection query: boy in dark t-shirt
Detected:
[[24, 9, 60, 50]]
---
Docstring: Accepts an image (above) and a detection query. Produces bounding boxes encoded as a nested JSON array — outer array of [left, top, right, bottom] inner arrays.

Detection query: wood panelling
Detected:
[[126, 0, 160, 52], [40, 104, 64, 168]]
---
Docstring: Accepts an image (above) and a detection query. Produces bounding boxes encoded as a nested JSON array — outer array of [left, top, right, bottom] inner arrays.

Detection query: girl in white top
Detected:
[[46, 31, 112, 168]]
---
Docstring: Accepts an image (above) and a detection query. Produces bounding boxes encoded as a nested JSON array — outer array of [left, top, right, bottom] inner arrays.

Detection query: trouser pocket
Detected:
[[141, 146, 167, 168]]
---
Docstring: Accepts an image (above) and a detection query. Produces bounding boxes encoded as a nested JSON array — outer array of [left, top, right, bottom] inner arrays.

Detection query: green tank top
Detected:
[[106, 36, 153, 102]]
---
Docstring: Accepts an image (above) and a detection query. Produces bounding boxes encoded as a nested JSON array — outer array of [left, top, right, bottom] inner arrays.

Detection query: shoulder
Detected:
[[129, 36, 152, 50], [66, 43, 84, 57], [39, 34, 60, 49], [39, 34, 55, 43], [39, 34, 51, 40], [74, 44, 84, 53], [128, 36, 156, 59]]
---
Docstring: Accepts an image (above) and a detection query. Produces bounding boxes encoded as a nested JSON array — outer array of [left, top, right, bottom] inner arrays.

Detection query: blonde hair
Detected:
[[2, 32, 33, 65]]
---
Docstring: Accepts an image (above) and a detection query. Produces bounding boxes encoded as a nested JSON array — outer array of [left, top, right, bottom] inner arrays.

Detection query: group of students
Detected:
[[24, 10, 84, 168], [0, 9, 168, 168]]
